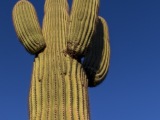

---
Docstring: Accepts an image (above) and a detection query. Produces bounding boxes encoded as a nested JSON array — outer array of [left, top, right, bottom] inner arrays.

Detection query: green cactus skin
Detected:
[[12, 0, 46, 54], [67, 0, 99, 57], [12, 0, 110, 120]]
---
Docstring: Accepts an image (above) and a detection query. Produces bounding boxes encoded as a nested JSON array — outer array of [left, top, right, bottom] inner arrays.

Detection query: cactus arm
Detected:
[[12, 0, 46, 54], [66, 0, 99, 57], [83, 16, 110, 87]]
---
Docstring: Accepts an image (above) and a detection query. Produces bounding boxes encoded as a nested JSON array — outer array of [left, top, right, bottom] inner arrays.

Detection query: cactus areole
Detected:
[[12, 0, 110, 119]]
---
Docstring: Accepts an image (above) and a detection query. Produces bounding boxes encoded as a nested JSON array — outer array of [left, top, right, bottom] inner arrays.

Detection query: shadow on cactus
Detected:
[[12, 0, 110, 120]]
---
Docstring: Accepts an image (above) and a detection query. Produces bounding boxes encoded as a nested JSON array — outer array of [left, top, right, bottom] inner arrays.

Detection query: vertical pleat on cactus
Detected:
[[12, 0, 110, 120]]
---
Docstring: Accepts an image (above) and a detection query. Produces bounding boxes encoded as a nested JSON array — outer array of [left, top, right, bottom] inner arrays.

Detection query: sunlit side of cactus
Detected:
[[12, 0, 110, 120]]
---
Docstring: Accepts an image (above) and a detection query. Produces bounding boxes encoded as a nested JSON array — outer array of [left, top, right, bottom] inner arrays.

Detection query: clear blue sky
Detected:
[[0, 0, 160, 120]]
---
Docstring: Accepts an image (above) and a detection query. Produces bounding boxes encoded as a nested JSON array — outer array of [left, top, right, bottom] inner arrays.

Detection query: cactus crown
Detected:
[[12, 0, 110, 119]]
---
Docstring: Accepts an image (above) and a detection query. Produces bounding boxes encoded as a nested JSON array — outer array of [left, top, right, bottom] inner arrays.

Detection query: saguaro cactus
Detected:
[[12, 0, 110, 120]]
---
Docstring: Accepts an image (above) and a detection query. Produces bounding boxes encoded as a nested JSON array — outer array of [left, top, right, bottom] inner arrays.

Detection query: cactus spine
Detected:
[[12, 0, 110, 120]]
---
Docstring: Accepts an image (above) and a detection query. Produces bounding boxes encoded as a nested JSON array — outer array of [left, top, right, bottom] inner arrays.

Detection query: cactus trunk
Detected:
[[12, 0, 110, 120], [30, 55, 90, 120], [29, 1, 90, 119]]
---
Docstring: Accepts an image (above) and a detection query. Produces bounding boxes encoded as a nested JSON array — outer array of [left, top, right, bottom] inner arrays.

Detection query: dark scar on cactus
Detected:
[[66, 41, 81, 58]]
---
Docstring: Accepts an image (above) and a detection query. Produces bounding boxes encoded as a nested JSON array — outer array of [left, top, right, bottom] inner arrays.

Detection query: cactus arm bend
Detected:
[[12, 0, 46, 54], [83, 16, 110, 87], [66, 0, 99, 57]]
